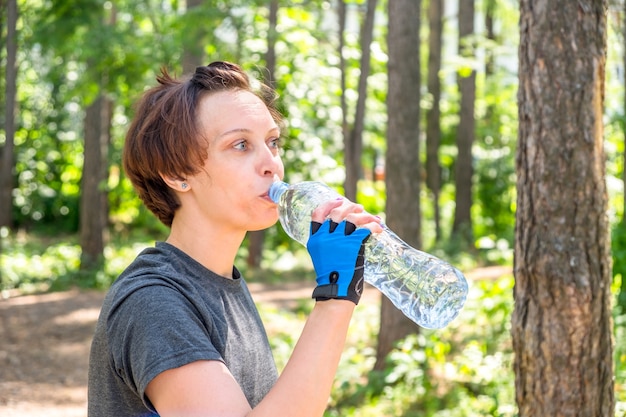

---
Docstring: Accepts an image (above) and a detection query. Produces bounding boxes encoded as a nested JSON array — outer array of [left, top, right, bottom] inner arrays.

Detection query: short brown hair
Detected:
[[123, 61, 282, 227]]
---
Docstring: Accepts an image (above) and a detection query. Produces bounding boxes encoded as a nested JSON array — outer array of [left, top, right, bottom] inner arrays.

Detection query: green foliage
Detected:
[[613, 270, 626, 414], [613, 221, 626, 314], [260, 272, 518, 417], [4, 0, 527, 256], [0, 228, 80, 292], [0, 227, 161, 292], [4, 0, 622, 290], [356, 179, 386, 216], [473, 72, 517, 247], [343, 275, 514, 417], [614, 313, 626, 415], [257, 253, 624, 417]]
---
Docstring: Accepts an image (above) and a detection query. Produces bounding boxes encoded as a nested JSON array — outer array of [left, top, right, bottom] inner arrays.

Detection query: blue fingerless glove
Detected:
[[306, 220, 371, 305]]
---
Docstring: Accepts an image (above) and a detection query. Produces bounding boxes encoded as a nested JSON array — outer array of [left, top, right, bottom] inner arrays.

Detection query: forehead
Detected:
[[197, 89, 270, 123], [195, 89, 276, 143]]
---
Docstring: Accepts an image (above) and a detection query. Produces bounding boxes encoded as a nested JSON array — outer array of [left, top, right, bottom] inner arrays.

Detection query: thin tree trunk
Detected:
[[620, 0, 626, 314], [0, 0, 17, 229], [485, 0, 496, 77], [80, 95, 112, 271], [247, 0, 279, 269], [426, 0, 443, 242], [452, 0, 475, 244], [374, 0, 420, 371], [484, 0, 496, 125], [265, 0, 278, 90], [338, 0, 348, 153], [79, 6, 116, 273], [344, 0, 376, 201], [182, 0, 205, 74], [513, 1, 613, 415], [622, 1, 626, 214]]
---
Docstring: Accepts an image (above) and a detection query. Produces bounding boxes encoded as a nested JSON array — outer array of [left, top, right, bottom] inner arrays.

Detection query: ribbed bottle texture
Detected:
[[269, 180, 468, 329]]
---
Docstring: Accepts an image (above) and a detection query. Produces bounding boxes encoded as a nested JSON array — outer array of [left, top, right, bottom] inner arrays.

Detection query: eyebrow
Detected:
[[216, 126, 281, 140]]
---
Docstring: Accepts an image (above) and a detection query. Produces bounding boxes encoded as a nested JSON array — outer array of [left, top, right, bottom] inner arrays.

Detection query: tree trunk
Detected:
[[425, 0, 443, 242], [80, 95, 112, 271], [620, 0, 626, 314], [622, 1, 626, 214], [247, 0, 279, 269], [452, 0, 475, 244], [374, 0, 420, 371], [0, 0, 18, 229], [513, 1, 614, 416], [484, 0, 496, 77], [338, 0, 348, 159], [343, 0, 377, 202], [264, 0, 278, 90], [484, 0, 496, 124], [182, 0, 205, 74]]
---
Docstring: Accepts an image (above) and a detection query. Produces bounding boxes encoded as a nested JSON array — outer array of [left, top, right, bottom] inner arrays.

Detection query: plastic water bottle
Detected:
[[269, 180, 469, 329]]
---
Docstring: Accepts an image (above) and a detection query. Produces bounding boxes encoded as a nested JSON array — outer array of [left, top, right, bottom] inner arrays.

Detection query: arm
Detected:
[[254, 298, 356, 416], [146, 301, 354, 417], [146, 199, 382, 417]]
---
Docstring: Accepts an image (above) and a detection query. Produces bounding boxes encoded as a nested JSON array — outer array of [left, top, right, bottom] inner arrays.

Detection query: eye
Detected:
[[268, 137, 282, 149], [233, 140, 248, 151]]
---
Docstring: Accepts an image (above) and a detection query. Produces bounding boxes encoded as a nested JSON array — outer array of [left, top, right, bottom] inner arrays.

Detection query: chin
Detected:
[[248, 225, 276, 233], [248, 216, 279, 232]]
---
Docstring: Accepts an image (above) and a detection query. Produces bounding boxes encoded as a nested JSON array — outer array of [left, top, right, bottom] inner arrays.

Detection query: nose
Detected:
[[258, 145, 283, 178]]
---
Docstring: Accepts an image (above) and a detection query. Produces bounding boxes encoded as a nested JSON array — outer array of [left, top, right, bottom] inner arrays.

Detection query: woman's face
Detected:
[[186, 89, 285, 233]]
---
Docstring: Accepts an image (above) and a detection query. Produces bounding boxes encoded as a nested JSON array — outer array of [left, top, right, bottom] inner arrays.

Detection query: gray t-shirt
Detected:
[[88, 242, 278, 416]]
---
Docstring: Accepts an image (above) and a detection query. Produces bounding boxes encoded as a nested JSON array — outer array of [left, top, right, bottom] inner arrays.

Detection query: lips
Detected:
[[260, 191, 274, 203]]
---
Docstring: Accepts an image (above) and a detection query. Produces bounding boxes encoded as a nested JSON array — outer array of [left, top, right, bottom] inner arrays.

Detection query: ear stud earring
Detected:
[[181, 183, 188, 190]]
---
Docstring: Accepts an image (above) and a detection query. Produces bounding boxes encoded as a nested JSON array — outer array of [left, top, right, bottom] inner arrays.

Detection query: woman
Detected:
[[88, 61, 382, 417]]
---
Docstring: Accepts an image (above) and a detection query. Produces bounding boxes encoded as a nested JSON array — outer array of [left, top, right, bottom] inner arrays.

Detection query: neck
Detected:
[[166, 214, 245, 278]]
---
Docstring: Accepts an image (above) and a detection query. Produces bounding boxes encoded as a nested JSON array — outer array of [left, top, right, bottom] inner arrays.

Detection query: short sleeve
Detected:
[[106, 284, 224, 410]]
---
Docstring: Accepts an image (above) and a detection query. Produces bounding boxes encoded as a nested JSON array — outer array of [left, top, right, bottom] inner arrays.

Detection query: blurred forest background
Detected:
[[1, 0, 625, 416]]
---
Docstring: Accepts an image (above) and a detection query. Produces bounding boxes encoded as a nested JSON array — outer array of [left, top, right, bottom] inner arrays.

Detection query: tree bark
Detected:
[[374, 0, 420, 371], [513, 1, 614, 416], [425, 0, 443, 242], [452, 0, 475, 244], [0, 0, 18, 229]]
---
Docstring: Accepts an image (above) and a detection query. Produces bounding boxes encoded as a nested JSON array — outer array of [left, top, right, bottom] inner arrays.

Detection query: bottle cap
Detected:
[[269, 181, 289, 203]]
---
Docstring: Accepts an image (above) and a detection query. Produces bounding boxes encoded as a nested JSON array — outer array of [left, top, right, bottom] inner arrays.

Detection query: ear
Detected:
[[160, 173, 190, 192]]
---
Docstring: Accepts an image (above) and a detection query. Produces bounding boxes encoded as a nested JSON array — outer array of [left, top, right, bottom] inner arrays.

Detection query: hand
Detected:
[[311, 198, 383, 234], [307, 219, 371, 304]]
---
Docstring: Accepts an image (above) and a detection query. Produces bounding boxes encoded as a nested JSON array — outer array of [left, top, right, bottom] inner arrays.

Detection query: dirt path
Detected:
[[0, 290, 103, 417], [0, 266, 509, 417]]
